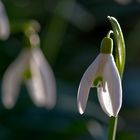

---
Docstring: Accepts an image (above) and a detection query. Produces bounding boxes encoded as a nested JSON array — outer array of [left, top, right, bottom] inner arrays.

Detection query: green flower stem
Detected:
[[107, 16, 125, 140], [108, 117, 118, 140]]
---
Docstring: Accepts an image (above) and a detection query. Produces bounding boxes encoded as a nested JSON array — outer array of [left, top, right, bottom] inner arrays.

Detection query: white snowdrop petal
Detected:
[[77, 54, 101, 114], [97, 83, 113, 117], [26, 56, 47, 107], [0, 1, 10, 40], [2, 49, 29, 109], [103, 54, 122, 117], [31, 48, 56, 109]]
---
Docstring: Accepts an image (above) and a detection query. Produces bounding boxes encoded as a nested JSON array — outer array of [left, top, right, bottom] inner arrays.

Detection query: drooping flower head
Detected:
[[77, 35, 122, 117], [2, 22, 56, 109]]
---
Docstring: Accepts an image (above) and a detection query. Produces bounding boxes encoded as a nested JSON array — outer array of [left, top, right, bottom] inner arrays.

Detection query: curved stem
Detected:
[[107, 30, 113, 38]]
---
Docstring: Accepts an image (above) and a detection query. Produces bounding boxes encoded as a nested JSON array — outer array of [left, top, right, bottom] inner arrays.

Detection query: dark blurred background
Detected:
[[0, 0, 140, 139]]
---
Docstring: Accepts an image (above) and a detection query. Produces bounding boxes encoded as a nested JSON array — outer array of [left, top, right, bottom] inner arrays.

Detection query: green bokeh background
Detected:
[[0, 0, 140, 139]]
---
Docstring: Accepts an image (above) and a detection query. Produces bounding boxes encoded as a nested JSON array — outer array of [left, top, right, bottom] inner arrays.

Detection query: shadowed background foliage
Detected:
[[0, 0, 140, 139]]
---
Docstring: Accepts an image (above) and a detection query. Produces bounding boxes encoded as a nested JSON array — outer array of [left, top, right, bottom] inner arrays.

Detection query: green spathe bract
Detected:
[[107, 16, 125, 78]]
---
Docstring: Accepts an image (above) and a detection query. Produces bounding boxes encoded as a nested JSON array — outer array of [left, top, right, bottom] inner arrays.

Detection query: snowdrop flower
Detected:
[[77, 37, 122, 117], [2, 47, 56, 109], [0, 0, 10, 40]]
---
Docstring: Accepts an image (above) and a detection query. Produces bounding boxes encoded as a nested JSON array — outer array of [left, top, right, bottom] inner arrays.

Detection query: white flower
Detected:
[[0, 0, 10, 40], [77, 37, 122, 117], [2, 48, 56, 109]]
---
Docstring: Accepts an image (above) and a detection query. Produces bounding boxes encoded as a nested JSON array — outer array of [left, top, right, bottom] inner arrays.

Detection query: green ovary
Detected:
[[100, 37, 113, 54]]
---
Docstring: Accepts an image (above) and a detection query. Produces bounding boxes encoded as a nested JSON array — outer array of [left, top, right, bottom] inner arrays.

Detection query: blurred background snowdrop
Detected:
[[0, 0, 9, 40], [2, 22, 56, 109], [87, 120, 105, 140]]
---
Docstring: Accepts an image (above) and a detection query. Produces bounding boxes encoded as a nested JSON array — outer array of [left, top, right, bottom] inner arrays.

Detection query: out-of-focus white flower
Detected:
[[0, 0, 10, 40], [77, 37, 122, 117], [2, 47, 56, 109]]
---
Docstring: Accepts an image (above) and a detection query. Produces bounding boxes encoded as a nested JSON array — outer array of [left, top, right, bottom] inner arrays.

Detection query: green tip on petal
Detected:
[[93, 76, 103, 87], [100, 37, 113, 54], [22, 68, 32, 80]]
